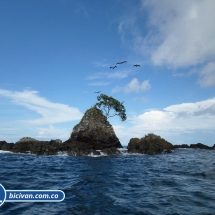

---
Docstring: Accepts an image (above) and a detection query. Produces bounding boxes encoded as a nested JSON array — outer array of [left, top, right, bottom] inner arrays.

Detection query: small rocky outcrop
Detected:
[[190, 143, 213, 150], [0, 141, 15, 151], [127, 133, 174, 155], [174, 144, 190, 149], [0, 138, 63, 155], [64, 106, 122, 155], [174, 143, 215, 150]]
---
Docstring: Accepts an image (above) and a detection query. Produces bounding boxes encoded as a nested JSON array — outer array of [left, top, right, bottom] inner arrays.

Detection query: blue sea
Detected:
[[0, 148, 215, 215]]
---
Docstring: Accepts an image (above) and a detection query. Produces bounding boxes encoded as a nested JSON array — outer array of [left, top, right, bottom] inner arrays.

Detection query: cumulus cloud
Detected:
[[119, 1, 215, 87], [112, 78, 151, 93], [0, 89, 83, 125], [164, 97, 215, 116], [141, 0, 215, 68], [134, 97, 215, 132], [113, 97, 215, 145]]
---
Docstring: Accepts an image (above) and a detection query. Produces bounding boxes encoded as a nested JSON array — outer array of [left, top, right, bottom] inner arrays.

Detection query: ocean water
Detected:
[[0, 149, 215, 215]]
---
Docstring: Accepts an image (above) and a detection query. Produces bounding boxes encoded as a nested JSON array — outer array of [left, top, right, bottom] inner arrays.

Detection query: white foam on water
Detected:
[[87, 152, 107, 157], [57, 151, 68, 156], [100, 152, 106, 156], [118, 148, 128, 153], [0, 150, 13, 154]]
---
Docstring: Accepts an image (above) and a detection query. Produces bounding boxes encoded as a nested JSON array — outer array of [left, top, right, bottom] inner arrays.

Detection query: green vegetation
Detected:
[[95, 93, 127, 121], [142, 133, 163, 140]]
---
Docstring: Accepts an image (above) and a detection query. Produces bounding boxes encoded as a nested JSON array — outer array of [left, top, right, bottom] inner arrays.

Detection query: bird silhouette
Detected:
[[110, 66, 117, 69], [94, 91, 101, 93], [133, 64, 141, 67], [116, 61, 127, 65]]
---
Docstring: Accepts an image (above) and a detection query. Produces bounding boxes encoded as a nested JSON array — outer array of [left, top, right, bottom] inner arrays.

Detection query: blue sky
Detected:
[[1, 0, 215, 146]]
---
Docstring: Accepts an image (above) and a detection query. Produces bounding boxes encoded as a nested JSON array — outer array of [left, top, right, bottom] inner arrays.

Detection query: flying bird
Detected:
[[133, 64, 141, 67], [116, 61, 127, 65], [110, 66, 117, 69], [94, 91, 101, 94]]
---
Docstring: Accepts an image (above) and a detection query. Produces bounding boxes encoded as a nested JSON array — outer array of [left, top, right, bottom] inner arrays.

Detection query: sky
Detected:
[[1, 0, 215, 146]]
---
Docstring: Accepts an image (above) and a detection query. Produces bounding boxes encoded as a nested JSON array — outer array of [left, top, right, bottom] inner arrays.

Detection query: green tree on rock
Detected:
[[95, 94, 127, 121]]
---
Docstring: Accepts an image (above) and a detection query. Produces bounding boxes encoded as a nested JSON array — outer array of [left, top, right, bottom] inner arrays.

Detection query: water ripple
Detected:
[[0, 150, 215, 214]]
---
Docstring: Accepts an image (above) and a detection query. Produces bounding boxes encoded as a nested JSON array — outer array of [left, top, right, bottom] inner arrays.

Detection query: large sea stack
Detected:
[[64, 106, 122, 155]]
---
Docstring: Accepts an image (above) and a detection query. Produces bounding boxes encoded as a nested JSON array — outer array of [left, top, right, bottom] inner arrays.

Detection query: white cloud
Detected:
[[164, 97, 215, 116], [112, 78, 151, 93], [36, 124, 72, 140], [141, 0, 215, 68], [0, 89, 83, 125], [119, 1, 215, 87], [137, 97, 215, 131], [113, 97, 215, 145]]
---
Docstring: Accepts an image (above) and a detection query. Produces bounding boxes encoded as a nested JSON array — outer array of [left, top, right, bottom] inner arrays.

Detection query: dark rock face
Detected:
[[174, 144, 189, 149], [0, 141, 15, 151], [102, 147, 121, 155], [127, 133, 174, 155], [190, 143, 213, 150], [64, 107, 122, 152], [0, 138, 63, 155], [174, 143, 215, 149]]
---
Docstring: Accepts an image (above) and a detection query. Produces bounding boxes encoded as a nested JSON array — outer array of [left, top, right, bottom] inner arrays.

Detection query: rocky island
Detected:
[[0, 106, 123, 156], [127, 133, 174, 154], [63, 106, 122, 156], [0, 102, 214, 156]]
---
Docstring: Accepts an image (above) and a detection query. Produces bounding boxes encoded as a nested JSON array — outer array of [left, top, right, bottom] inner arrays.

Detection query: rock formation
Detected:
[[174, 143, 215, 149], [127, 133, 174, 155], [64, 106, 122, 154], [174, 144, 189, 149], [0, 138, 63, 155], [190, 143, 213, 149]]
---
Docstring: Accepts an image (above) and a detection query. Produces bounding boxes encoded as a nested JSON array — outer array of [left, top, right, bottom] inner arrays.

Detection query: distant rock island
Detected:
[[127, 133, 174, 154], [0, 106, 215, 156], [174, 143, 215, 150]]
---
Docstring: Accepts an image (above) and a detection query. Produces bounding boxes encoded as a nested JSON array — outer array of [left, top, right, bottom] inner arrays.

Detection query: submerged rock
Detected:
[[127, 133, 174, 155], [64, 106, 122, 154]]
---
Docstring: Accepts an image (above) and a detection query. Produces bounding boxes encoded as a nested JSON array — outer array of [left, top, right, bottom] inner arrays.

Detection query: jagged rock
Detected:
[[127, 133, 174, 155], [64, 106, 122, 153]]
